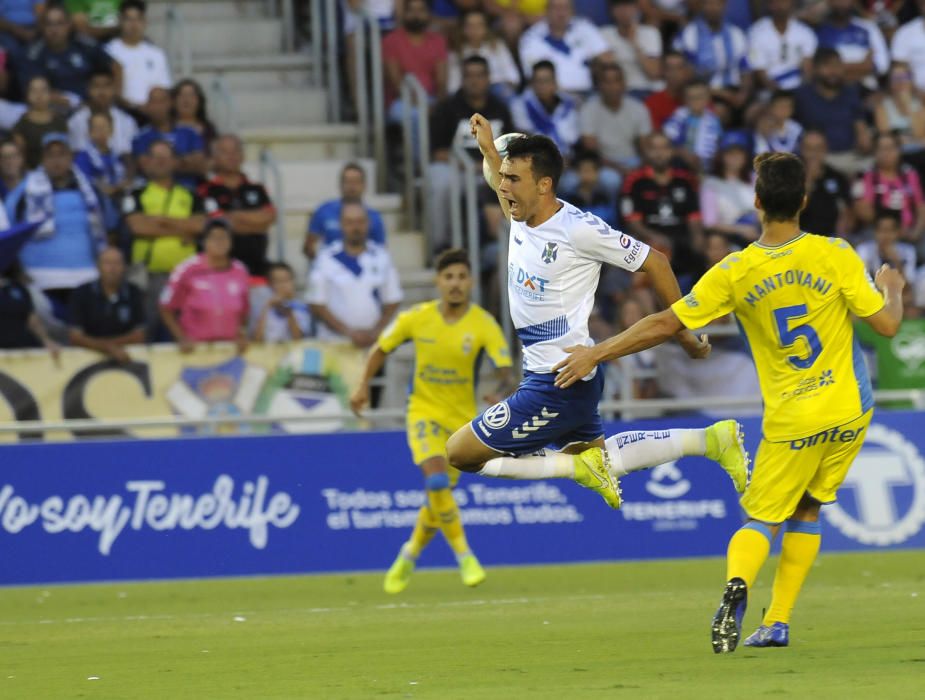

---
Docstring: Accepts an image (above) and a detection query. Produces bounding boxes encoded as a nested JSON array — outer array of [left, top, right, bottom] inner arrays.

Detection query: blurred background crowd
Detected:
[[2, 0, 925, 408]]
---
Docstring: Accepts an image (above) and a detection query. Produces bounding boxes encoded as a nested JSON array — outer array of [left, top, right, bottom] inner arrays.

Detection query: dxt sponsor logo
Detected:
[[823, 424, 925, 546], [789, 423, 864, 450], [509, 263, 549, 300]]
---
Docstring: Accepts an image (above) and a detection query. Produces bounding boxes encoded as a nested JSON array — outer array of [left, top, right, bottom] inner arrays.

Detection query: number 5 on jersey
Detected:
[[773, 304, 822, 369]]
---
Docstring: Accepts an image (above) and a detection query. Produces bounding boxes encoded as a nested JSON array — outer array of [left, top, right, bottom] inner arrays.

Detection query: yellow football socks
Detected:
[[426, 473, 470, 556], [726, 521, 773, 588], [764, 519, 822, 625], [404, 505, 439, 559]]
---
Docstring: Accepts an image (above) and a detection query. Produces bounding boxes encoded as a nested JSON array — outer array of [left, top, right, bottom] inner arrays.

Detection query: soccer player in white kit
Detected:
[[444, 114, 750, 508]]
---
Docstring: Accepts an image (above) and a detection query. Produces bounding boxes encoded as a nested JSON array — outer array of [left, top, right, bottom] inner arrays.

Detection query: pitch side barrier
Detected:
[[1, 412, 923, 586]]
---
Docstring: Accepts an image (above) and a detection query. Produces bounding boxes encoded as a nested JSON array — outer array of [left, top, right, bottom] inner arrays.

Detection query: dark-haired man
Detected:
[[305, 162, 386, 259], [105, 0, 171, 112], [556, 151, 905, 653], [441, 116, 748, 513], [351, 249, 513, 594]]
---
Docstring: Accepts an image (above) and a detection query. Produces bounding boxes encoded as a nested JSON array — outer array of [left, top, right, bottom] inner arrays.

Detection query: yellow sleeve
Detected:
[[377, 307, 415, 353], [835, 240, 886, 318], [479, 311, 513, 368], [671, 260, 735, 329]]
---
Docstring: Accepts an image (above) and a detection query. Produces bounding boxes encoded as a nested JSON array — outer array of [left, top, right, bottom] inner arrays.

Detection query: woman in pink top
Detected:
[[159, 220, 250, 352], [854, 131, 925, 245]]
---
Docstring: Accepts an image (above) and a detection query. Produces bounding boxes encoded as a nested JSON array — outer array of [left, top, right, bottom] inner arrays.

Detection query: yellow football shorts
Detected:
[[406, 415, 461, 485], [741, 410, 873, 524]]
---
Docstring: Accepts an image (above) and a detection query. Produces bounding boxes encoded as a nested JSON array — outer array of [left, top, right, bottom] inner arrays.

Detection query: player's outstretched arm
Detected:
[[553, 308, 685, 388], [350, 345, 388, 416], [469, 113, 510, 220], [863, 264, 905, 338]]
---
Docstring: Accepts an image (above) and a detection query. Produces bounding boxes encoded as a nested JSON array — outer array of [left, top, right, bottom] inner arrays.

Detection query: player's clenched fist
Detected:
[[469, 113, 497, 156], [350, 382, 370, 416], [874, 264, 905, 293]]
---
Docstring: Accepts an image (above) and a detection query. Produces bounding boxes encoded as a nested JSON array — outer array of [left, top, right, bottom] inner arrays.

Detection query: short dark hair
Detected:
[[462, 55, 489, 73], [147, 138, 175, 155], [573, 149, 601, 168], [813, 47, 841, 66], [89, 109, 114, 126], [685, 78, 710, 92], [341, 162, 365, 181], [88, 69, 114, 83], [597, 63, 625, 83], [754, 152, 806, 223], [436, 248, 471, 272], [531, 60, 556, 77], [505, 134, 565, 189], [873, 130, 902, 149], [874, 209, 902, 228], [119, 0, 147, 14], [770, 89, 794, 103], [267, 261, 295, 278]]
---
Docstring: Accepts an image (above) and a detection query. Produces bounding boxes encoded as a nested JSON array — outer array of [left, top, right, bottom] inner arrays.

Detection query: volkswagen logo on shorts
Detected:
[[483, 401, 511, 430], [823, 424, 925, 546]]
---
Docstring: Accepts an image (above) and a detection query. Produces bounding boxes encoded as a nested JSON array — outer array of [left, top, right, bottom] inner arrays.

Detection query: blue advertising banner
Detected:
[[1, 412, 924, 586]]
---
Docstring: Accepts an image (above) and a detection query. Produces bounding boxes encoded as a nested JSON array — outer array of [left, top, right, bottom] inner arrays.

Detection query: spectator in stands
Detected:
[[794, 48, 871, 177], [483, 0, 546, 55], [510, 60, 579, 158], [67, 0, 121, 41], [621, 131, 704, 284], [639, 0, 685, 39], [856, 211, 918, 282], [890, 0, 925, 94], [518, 0, 609, 95], [74, 111, 127, 235], [0, 259, 60, 354], [172, 79, 217, 152], [7, 133, 106, 318], [672, 0, 751, 115], [14, 5, 120, 105], [305, 162, 386, 260], [854, 130, 925, 243], [577, 63, 651, 183], [0, 138, 24, 200], [561, 150, 618, 226], [753, 90, 802, 155], [0, 1, 41, 50], [159, 219, 250, 352], [132, 86, 206, 190], [12, 75, 68, 170], [68, 245, 144, 362], [252, 262, 311, 342], [816, 0, 889, 88], [429, 54, 514, 248], [106, 0, 170, 112], [875, 64, 925, 154], [382, 0, 448, 126], [663, 79, 723, 172], [122, 139, 206, 337], [446, 9, 520, 101], [199, 134, 277, 278], [67, 69, 137, 158], [307, 201, 402, 347], [700, 131, 760, 246], [600, 0, 662, 97], [645, 50, 690, 130], [748, 0, 818, 91], [800, 128, 853, 237]]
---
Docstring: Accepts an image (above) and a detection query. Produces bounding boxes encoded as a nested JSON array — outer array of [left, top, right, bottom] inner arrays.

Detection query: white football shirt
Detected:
[[105, 39, 172, 105], [507, 200, 649, 375], [747, 17, 818, 90], [891, 18, 925, 92]]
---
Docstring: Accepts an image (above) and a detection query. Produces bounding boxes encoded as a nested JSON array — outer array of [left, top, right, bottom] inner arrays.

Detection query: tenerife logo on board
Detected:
[[823, 424, 925, 546]]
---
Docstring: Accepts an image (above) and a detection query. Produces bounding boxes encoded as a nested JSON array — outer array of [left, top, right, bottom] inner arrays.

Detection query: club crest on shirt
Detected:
[[541, 242, 558, 264], [461, 333, 473, 354]]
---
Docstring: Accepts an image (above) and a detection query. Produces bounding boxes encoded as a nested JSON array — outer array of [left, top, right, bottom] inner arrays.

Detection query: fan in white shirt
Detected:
[[446, 10, 520, 97], [747, 0, 817, 91], [105, 0, 172, 108]]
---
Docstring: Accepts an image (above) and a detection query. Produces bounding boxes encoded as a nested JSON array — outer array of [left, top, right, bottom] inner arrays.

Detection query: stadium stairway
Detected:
[[147, 0, 432, 302]]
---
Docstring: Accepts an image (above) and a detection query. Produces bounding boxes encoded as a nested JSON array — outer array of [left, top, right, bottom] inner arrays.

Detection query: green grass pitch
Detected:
[[1, 551, 923, 699]]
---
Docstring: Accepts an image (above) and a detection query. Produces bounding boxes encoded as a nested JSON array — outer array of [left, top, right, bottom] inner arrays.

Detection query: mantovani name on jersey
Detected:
[[743, 269, 833, 307]]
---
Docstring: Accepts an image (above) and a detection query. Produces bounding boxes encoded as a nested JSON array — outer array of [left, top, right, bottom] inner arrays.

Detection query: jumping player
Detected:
[[351, 249, 514, 593], [554, 152, 905, 652], [443, 116, 749, 512]]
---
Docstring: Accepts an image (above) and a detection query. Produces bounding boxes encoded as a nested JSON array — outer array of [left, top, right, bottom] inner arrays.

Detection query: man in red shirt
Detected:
[[645, 50, 691, 131], [382, 0, 448, 129]]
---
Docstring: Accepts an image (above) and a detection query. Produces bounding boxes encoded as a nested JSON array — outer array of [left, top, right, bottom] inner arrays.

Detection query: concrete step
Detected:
[[192, 54, 312, 90], [243, 158, 379, 208], [232, 87, 327, 127], [148, 17, 282, 58], [147, 0, 265, 22], [241, 124, 360, 161]]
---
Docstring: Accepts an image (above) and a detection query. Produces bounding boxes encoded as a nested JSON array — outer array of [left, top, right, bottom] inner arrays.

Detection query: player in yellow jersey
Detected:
[[553, 153, 905, 652], [351, 249, 514, 593]]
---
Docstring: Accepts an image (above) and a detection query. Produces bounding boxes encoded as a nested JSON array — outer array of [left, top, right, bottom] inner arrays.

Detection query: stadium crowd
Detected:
[[3, 0, 925, 401]]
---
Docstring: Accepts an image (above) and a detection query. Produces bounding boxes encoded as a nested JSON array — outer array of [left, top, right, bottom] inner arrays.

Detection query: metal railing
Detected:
[[400, 75, 431, 234], [323, 0, 341, 122], [280, 0, 296, 53], [208, 74, 239, 134], [164, 4, 193, 78], [450, 140, 481, 305], [310, 0, 323, 88], [259, 147, 287, 262]]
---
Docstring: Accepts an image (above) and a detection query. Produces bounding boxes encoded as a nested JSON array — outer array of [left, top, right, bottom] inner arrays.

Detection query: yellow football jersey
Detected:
[[377, 301, 513, 430], [672, 233, 886, 442]]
